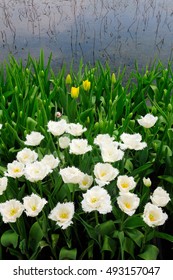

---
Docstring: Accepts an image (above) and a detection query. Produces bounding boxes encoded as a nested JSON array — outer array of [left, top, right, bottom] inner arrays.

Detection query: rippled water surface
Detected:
[[1, 0, 173, 70]]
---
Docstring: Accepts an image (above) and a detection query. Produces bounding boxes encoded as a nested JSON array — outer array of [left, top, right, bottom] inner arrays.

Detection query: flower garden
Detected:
[[0, 51, 173, 260]]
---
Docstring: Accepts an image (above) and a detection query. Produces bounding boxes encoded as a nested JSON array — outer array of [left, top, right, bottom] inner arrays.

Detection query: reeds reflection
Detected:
[[0, 0, 173, 70]]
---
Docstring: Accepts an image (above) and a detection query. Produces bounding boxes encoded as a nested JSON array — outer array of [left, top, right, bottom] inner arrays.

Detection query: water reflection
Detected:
[[0, 0, 173, 70]]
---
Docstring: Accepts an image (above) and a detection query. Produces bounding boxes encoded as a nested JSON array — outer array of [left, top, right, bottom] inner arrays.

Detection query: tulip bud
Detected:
[[65, 74, 72, 85], [143, 177, 151, 187], [168, 103, 172, 112], [83, 79, 91, 91], [40, 70, 44, 77], [71, 86, 79, 99], [111, 73, 116, 84]]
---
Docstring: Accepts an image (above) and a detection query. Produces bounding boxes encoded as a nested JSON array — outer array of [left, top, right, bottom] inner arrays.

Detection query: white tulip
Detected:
[[117, 192, 140, 216], [60, 166, 84, 184], [66, 123, 87, 136], [78, 174, 93, 190], [47, 119, 68, 136], [81, 186, 112, 214], [16, 148, 38, 164], [24, 131, 44, 146], [23, 193, 47, 217], [94, 162, 119, 187], [69, 139, 92, 155], [59, 136, 70, 149], [120, 133, 147, 150], [150, 187, 170, 207], [5, 160, 25, 178], [117, 175, 136, 192], [48, 202, 74, 229], [40, 154, 60, 170], [24, 161, 50, 182], [137, 113, 158, 128], [142, 202, 168, 227], [0, 177, 8, 195], [0, 199, 24, 223]]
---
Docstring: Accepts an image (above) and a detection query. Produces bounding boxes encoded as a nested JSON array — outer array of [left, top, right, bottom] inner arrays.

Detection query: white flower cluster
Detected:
[[142, 186, 170, 227], [0, 193, 47, 223], [116, 175, 140, 216], [4, 147, 60, 182], [0, 115, 168, 232]]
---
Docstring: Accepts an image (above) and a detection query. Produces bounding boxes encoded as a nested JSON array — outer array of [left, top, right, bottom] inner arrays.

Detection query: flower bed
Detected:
[[0, 51, 173, 259]]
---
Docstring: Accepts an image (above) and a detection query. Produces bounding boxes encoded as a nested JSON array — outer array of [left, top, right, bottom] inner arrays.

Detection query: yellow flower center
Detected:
[[124, 202, 131, 209], [149, 213, 155, 222], [121, 182, 129, 188], [9, 208, 17, 216], [100, 171, 106, 177], [31, 205, 37, 211], [13, 168, 21, 173], [59, 212, 68, 219], [91, 197, 98, 203], [82, 179, 88, 186]]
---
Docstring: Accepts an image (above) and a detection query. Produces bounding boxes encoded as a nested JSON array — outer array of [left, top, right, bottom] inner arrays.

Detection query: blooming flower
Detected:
[[24, 161, 50, 182], [143, 177, 151, 187], [66, 123, 87, 136], [0, 177, 8, 195], [59, 136, 70, 149], [60, 166, 84, 184], [23, 193, 47, 217], [78, 173, 93, 190], [40, 154, 60, 170], [24, 131, 44, 146], [142, 202, 168, 227], [71, 86, 79, 99], [94, 162, 119, 187], [117, 192, 140, 216], [48, 202, 74, 229], [150, 187, 170, 207], [117, 175, 136, 192], [5, 160, 25, 178], [94, 134, 114, 147], [120, 133, 147, 150], [83, 79, 91, 91], [100, 143, 124, 163], [16, 148, 38, 164], [0, 199, 24, 223], [137, 113, 158, 128], [81, 186, 112, 214], [69, 139, 92, 155], [47, 119, 68, 136]]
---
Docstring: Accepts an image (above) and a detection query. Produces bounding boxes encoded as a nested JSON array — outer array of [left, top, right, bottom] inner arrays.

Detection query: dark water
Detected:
[[1, 0, 173, 71]]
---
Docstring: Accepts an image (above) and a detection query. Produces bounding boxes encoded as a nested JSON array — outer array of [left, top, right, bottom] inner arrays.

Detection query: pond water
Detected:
[[1, 0, 173, 71]]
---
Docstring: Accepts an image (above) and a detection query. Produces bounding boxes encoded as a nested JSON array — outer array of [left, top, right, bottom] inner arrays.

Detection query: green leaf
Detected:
[[51, 234, 59, 250], [96, 220, 116, 236], [123, 215, 145, 229], [125, 229, 144, 247], [138, 244, 159, 260], [28, 221, 44, 251], [158, 175, 173, 184], [59, 247, 77, 260], [123, 237, 135, 258], [132, 162, 153, 177], [155, 231, 173, 242], [101, 235, 116, 256], [1, 230, 18, 248]]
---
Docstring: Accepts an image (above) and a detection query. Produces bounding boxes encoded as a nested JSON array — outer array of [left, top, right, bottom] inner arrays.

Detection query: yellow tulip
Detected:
[[83, 79, 91, 91], [71, 86, 79, 99]]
